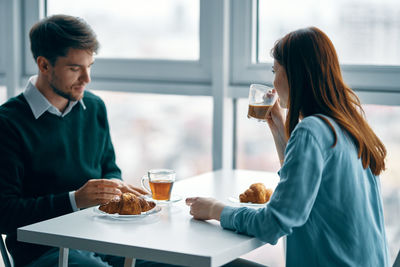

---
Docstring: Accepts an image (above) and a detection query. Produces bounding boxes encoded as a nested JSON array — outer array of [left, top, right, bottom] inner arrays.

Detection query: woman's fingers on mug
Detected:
[[265, 98, 281, 120]]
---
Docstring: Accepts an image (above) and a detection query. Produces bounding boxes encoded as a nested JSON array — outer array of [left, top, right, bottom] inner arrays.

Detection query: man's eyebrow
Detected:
[[66, 61, 95, 67]]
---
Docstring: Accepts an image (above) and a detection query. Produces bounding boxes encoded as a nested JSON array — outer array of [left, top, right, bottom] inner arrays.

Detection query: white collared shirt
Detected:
[[23, 75, 86, 119]]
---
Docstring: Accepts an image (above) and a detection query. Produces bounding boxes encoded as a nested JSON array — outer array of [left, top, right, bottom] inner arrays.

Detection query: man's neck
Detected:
[[35, 75, 69, 113]]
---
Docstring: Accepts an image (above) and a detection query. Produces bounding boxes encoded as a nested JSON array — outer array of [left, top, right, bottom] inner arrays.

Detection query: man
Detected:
[[0, 15, 148, 266]]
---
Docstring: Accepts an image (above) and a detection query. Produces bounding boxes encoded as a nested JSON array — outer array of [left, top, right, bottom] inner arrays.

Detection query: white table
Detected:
[[18, 169, 280, 267]]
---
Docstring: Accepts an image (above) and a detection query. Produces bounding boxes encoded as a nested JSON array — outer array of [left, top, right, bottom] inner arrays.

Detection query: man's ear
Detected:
[[37, 56, 51, 74]]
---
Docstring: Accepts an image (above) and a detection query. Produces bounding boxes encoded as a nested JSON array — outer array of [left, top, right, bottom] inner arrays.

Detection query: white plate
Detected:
[[93, 204, 161, 220], [228, 197, 267, 208], [145, 194, 182, 204]]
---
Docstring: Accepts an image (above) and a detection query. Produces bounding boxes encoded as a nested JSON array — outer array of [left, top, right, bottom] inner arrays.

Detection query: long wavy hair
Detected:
[[271, 27, 386, 175]]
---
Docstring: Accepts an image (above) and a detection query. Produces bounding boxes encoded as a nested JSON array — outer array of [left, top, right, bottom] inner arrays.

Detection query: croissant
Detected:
[[239, 183, 273, 204], [99, 193, 155, 215]]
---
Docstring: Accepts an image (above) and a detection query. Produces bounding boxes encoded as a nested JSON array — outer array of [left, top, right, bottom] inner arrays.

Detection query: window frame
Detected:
[[229, 0, 400, 105], [0, 0, 5, 83], [23, 0, 213, 96]]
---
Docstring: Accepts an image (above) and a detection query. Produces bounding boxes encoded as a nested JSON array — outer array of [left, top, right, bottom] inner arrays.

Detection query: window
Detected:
[[41, 0, 214, 182], [236, 98, 280, 172], [92, 90, 212, 185], [29, 0, 210, 83], [0, 86, 6, 105], [363, 104, 400, 262], [258, 0, 400, 65], [231, 0, 400, 91], [47, 0, 199, 60], [0, 0, 5, 74]]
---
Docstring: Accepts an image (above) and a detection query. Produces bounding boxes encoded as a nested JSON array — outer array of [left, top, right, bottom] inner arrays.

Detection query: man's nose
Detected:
[[80, 68, 91, 84]]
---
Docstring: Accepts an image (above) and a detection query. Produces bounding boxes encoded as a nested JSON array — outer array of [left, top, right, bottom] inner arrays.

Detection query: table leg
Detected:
[[58, 247, 69, 267], [124, 257, 136, 267]]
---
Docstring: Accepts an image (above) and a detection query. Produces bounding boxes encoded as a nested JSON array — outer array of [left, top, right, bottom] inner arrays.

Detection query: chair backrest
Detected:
[[0, 235, 12, 267]]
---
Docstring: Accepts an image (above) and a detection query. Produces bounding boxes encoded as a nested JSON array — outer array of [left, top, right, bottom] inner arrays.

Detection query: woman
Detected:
[[186, 27, 389, 266]]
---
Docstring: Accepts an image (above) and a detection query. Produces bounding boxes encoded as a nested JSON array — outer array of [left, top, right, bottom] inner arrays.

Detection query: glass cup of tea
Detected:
[[141, 169, 175, 201], [247, 84, 278, 122]]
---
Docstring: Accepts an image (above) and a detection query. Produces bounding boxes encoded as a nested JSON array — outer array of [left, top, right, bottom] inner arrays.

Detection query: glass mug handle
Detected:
[[141, 175, 152, 193]]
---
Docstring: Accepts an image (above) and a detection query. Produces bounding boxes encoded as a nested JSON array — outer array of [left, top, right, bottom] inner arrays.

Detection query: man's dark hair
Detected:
[[29, 14, 99, 65]]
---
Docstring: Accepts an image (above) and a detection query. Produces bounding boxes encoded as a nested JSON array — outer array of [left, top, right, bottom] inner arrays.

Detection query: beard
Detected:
[[49, 72, 83, 101], [50, 83, 81, 101]]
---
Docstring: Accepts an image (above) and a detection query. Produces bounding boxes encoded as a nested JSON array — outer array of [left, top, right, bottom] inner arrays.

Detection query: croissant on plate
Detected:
[[239, 183, 273, 204], [99, 193, 156, 215]]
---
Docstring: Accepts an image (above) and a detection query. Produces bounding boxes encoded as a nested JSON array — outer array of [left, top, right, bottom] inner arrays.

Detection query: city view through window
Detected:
[[47, 0, 199, 60], [92, 90, 212, 185], [258, 0, 400, 65]]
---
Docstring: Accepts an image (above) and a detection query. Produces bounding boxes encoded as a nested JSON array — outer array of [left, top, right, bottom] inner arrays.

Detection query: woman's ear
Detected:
[[36, 56, 51, 74]]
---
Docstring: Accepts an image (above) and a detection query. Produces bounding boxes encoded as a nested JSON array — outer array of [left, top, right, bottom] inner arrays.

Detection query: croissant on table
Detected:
[[239, 183, 273, 204], [99, 193, 156, 215]]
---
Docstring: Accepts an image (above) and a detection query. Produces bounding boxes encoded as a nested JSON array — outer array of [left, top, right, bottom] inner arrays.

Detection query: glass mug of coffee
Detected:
[[247, 84, 278, 122], [141, 169, 175, 201]]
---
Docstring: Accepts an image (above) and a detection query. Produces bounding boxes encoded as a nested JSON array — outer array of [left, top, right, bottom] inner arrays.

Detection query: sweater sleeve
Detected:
[[0, 117, 72, 234], [220, 127, 324, 244]]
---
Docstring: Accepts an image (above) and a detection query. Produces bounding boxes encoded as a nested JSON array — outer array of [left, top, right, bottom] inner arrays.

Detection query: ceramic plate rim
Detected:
[[93, 204, 161, 219], [228, 196, 267, 207]]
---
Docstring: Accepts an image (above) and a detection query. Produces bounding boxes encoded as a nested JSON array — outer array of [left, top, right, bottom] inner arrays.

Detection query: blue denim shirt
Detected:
[[221, 115, 389, 267]]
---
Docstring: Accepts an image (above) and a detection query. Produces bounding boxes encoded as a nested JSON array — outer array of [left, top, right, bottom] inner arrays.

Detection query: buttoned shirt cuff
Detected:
[[69, 191, 79, 212]]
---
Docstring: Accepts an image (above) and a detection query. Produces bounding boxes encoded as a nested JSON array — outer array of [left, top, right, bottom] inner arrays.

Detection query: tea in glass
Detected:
[[149, 180, 174, 200], [141, 169, 176, 201]]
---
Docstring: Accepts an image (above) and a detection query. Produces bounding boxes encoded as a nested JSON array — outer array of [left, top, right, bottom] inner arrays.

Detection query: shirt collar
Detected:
[[23, 75, 86, 119]]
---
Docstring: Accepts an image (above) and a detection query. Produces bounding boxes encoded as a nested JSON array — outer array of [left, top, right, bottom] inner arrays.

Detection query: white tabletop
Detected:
[[18, 169, 280, 267]]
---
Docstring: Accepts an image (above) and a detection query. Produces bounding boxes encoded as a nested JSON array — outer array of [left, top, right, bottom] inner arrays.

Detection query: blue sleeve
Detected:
[[220, 127, 324, 244]]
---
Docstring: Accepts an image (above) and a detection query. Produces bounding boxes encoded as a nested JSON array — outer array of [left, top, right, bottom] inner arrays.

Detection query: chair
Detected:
[[0, 235, 12, 267]]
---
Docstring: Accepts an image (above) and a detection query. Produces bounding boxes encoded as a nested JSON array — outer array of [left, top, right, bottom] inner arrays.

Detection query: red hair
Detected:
[[271, 27, 386, 175]]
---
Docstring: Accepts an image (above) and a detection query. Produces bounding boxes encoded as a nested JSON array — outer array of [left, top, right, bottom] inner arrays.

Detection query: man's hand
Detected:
[[110, 178, 149, 196], [185, 197, 225, 221], [74, 179, 149, 209]]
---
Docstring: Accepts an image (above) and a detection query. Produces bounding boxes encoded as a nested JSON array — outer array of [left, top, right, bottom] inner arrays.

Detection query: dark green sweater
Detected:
[[0, 91, 121, 266]]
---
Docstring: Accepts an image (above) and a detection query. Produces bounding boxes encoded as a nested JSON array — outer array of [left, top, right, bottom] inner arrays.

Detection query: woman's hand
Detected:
[[265, 98, 286, 136], [265, 98, 288, 164], [186, 197, 225, 221]]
